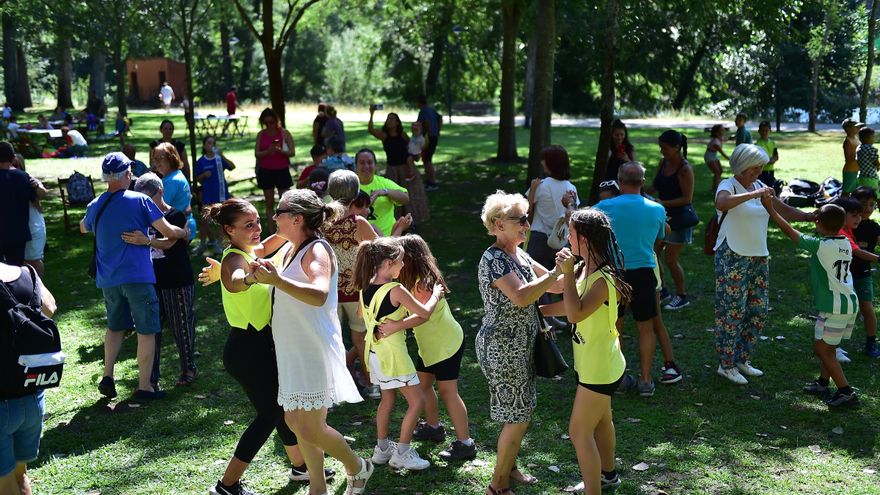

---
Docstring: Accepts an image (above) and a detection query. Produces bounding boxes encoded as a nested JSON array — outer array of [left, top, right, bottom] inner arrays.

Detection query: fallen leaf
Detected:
[[128, 403, 141, 409], [526, 463, 538, 468], [863, 468, 876, 474], [756, 433, 768, 438], [695, 402, 704, 407], [351, 421, 363, 426], [212, 460, 225, 466], [548, 465, 560, 473], [750, 395, 761, 400], [633, 462, 650, 472], [832, 426, 844, 435], [560, 434, 570, 440], [809, 445, 822, 454], [472, 459, 489, 466], [343, 435, 356, 443], [705, 328, 714, 332], [780, 425, 788, 430], [194, 394, 206, 399], [673, 334, 684, 339], [563, 481, 584, 493], [775, 335, 786, 340], [223, 420, 234, 425], [759, 336, 769, 341], [625, 417, 642, 423]]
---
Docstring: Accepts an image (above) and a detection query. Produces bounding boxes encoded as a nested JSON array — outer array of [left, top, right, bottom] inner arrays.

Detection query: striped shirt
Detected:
[[797, 234, 858, 314]]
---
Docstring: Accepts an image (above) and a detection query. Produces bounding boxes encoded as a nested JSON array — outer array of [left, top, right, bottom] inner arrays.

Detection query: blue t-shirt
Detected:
[[595, 194, 666, 270], [162, 169, 196, 240], [83, 190, 163, 288], [194, 155, 231, 204], [417, 106, 441, 137], [321, 154, 354, 172]]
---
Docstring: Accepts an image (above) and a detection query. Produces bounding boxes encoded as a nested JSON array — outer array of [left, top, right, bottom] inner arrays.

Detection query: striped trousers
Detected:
[[157, 285, 197, 374]]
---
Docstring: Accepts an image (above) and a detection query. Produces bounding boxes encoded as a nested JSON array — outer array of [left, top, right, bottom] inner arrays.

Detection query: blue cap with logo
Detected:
[[102, 152, 131, 175]]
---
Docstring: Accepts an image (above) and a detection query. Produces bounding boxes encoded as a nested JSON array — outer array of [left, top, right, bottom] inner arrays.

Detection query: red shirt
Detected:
[[226, 91, 237, 115], [840, 227, 859, 253]]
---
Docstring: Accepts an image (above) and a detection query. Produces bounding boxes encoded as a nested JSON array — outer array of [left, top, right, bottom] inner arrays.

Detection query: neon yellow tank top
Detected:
[[221, 247, 271, 330], [572, 267, 626, 385], [361, 282, 416, 377], [412, 297, 464, 367]]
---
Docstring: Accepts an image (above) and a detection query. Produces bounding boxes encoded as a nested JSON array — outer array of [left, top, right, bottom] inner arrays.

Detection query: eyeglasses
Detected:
[[507, 215, 529, 226], [599, 180, 619, 189]]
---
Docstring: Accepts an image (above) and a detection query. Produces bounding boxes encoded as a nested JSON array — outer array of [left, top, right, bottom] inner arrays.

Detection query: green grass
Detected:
[[23, 113, 880, 494]]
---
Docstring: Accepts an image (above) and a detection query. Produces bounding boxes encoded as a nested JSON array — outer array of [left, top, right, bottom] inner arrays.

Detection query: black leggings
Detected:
[[223, 326, 298, 463]]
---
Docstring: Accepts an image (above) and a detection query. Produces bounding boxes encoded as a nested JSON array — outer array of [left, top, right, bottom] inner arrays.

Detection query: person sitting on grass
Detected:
[[321, 135, 354, 172], [766, 201, 861, 409], [849, 186, 880, 358], [46, 127, 88, 158]]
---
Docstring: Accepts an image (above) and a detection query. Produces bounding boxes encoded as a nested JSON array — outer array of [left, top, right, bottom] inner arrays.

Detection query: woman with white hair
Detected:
[[713, 144, 814, 384], [476, 190, 564, 495]]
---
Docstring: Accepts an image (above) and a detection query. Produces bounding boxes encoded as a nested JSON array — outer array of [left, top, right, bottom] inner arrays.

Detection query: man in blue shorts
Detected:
[[81, 152, 187, 401]]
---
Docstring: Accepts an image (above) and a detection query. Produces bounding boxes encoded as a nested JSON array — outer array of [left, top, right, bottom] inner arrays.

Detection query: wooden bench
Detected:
[[58, 175, 96, 233], [452, 101, 493, 116]]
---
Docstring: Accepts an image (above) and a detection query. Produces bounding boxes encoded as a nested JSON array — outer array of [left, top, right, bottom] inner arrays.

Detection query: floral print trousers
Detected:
[[714, 241, 769, 369]]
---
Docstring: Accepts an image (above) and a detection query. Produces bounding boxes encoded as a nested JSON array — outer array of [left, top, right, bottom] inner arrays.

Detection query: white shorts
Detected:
[[814, 312, 856, 346], [338, 301, 366, 333], [368, 352, 418, 390]]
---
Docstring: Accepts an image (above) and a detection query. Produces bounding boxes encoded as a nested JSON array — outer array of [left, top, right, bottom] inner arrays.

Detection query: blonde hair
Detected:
[[480, 190, 529, 235]]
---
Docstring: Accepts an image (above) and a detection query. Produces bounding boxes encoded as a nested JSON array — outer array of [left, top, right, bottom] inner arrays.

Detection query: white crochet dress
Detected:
[[272, 240, 363, 410]]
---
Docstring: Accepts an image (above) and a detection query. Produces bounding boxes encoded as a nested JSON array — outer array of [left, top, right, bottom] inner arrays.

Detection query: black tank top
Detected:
[[363, 284, 398, 319], [383, 134, 409, 167], [653, 159, 687, 202]]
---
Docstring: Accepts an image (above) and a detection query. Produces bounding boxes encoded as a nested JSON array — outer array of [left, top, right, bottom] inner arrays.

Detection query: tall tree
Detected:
[[220, 19, 235, 91], [589, 0, 619, 204], [56, 34, 73, 109], [423, 0, 456, 98], [150, 0, 216, 179], [233, 0, 322, 127], [497, 0, 525, 161], [2, 12, 31, 111], [861, 0, 880, 123], [527, 0, 556, 182], [89, 51, 107, 100], [807, 1, 836, 132]]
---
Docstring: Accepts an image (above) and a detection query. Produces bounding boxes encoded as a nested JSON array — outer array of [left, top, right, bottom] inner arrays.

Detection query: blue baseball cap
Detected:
[[102, 152, 131, 175]]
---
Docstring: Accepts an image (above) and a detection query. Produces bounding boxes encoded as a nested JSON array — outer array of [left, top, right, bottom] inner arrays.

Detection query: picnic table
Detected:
[[19, 128, 63, 139], [194, 114, 249, 139]]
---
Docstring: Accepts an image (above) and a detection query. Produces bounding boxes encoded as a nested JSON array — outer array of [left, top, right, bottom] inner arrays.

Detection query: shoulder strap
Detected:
[[362, 282, 401, 326], [93, 190, 122, 237], [281, 237, 318, 272]]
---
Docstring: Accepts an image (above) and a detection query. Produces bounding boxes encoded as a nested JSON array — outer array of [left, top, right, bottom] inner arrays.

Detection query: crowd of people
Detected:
[[2, 109, 880, 495]]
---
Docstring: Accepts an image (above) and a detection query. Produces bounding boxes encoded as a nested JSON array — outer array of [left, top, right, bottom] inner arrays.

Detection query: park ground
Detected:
[[18, 108, 880, 494]]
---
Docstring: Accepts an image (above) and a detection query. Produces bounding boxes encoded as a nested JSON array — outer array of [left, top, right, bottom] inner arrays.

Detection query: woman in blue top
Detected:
[[154, 142, 197, 241]]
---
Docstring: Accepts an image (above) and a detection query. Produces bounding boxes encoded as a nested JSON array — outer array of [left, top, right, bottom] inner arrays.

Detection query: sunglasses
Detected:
[[507, 215, 529, 226], [599, 180, 619, 189], [273, 208, 296, 217]]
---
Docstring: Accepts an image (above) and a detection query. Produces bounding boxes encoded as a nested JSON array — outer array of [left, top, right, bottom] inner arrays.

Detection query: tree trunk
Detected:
[[527, 0, 556, 183], [112, 41, 126, 115], [56, 34, 73, 109], [497, 0, 523, 161], [183, 42, 198, 183], [523, 26, 537, 129], [809, 13, 831, 133], [424, 0, 455, 98], [589, 0, 619, 204], [774, 64, 782, 132], [265, 48, 286, 127], [238, 28, 254, 98], [15, 46, 31, 109], [220, 19, 234, 91], [2, 12, 20, 110], [90, 51, 107, 100], [861, 0, 880, 123], [671, 31, 712, 111]]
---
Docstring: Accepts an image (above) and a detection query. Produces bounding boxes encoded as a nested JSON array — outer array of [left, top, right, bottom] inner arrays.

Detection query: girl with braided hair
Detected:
[[542, 208, 629, 493]]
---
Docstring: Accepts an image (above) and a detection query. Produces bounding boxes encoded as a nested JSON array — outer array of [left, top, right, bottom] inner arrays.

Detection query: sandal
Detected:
[[510, 464, 537, 485], [175, 370, 197, 387], [345, 458, 374, 495]]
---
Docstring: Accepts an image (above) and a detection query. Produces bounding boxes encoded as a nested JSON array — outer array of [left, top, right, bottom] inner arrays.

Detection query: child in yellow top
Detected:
[[543, 208, 629, 493], [353, 237, 444, 471], [378, 234, 475, 460]]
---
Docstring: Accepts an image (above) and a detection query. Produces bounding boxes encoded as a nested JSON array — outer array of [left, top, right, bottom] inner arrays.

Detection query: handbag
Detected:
[[533, 302, 568, 378], [702, 212, 727, 255], [546, 216, 569, 250], [667, 204, 699, 231], [88, 190, 122, 279]]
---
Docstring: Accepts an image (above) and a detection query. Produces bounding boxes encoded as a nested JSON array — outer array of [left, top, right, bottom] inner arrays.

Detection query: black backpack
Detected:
[[0, 266, 65, 398]]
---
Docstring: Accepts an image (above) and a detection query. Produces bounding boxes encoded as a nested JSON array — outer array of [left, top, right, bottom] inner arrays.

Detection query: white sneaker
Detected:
[[366, 385, 381, 399], [717, 365, 748, 385], [836, 348, 851, 363], [736, 361, 764, 377], [389, 446, 430, 470], [371, 442, 395, 465]]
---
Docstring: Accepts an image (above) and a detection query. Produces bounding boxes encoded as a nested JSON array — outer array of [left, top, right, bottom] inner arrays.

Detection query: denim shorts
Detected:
[[102, 283, 161, 334], [665, 227, 694, 245], [853, 276, 874, 303], [0, 392, 45, 477]]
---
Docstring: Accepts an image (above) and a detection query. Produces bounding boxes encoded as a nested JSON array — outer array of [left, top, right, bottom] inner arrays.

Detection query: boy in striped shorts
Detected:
[[766, 202, 860, 409]]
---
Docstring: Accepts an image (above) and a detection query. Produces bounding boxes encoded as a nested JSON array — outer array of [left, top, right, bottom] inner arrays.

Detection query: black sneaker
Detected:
[[98, 376, 117, 398], [134, 389, 167, 401], [438, 440, 477, 460], [803, 380, 830, 396], [209, 480, 260, 495], [289, 464, 336, 481], [826, 390, 860, 409], [600, 471, 621, 488], [412, 421, 446, 442]]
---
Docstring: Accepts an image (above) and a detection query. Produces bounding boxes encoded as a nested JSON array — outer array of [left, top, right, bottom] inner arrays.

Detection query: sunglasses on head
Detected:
[[273, 208, 296, 216], [599, 180, 619, 189], [507, 215, 529, 226]]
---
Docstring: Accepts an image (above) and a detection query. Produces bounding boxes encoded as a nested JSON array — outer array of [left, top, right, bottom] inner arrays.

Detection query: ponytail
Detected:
[[352, 238, 403, 291], [659, 130, 688, 160], [202, 198, 256, 241]]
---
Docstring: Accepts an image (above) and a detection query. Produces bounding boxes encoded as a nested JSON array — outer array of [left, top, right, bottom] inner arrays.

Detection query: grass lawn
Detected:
[[20, 112, 880, 494]]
